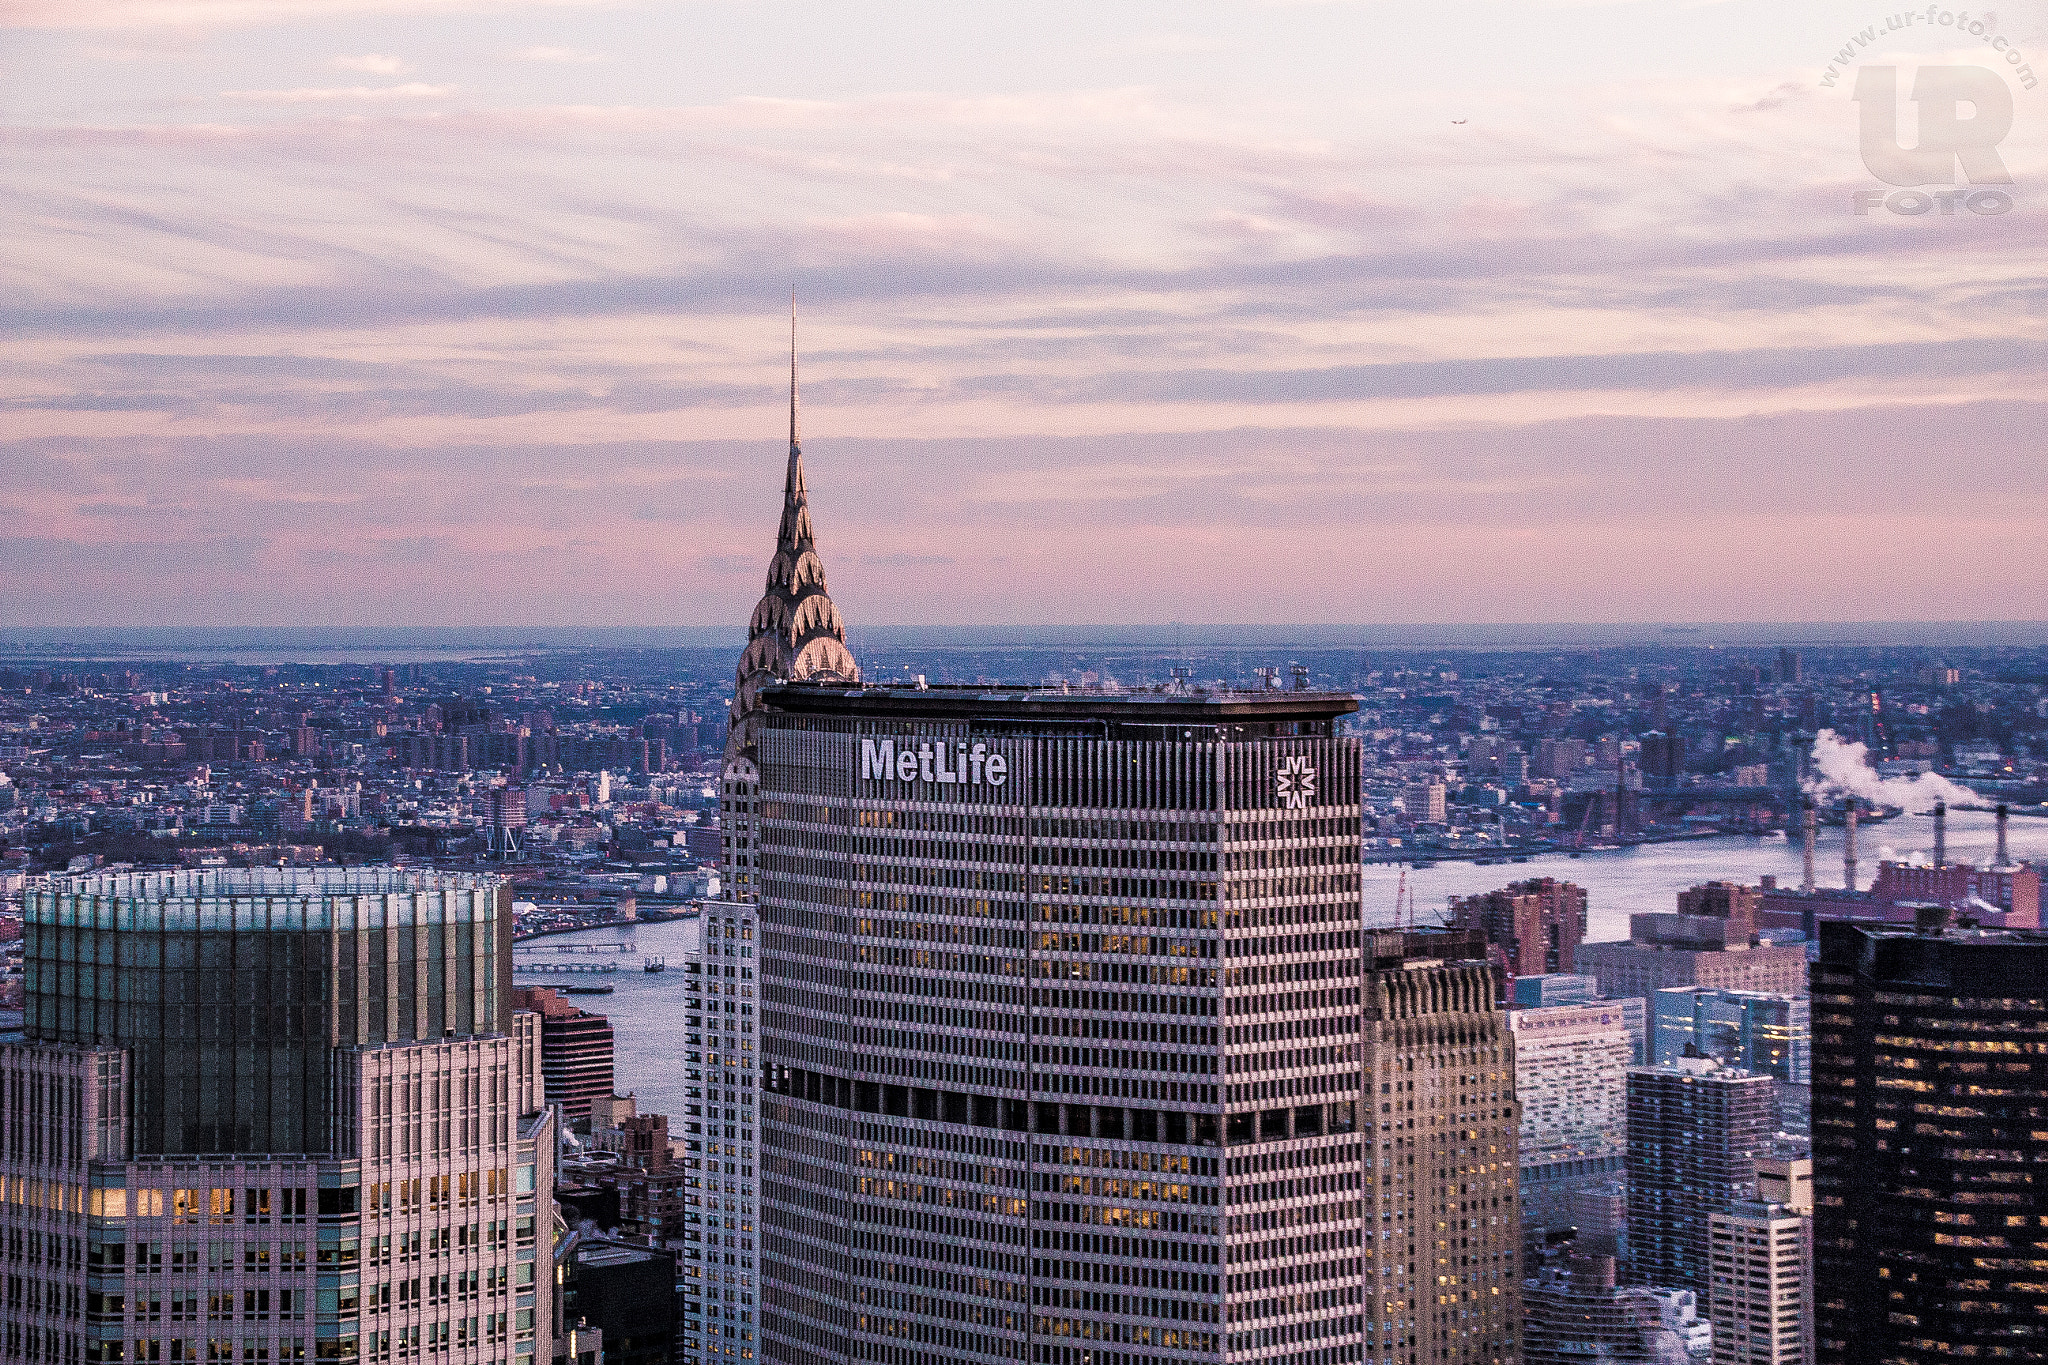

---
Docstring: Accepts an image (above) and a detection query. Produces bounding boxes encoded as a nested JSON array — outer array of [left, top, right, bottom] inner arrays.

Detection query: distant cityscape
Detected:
[[3, 635, 2044, 889]]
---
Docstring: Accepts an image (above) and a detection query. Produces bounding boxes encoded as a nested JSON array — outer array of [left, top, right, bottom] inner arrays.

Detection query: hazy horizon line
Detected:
[[7, 620, 2048, 652]]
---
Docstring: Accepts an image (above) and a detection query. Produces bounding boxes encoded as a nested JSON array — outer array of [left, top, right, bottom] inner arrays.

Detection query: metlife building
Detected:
[[753, 682, 1517, 1365]]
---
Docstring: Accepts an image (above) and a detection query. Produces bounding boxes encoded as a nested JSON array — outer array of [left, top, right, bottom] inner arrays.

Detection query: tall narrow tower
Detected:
[[1801, 800, 1816, 896], [720, 302, 860, 901]]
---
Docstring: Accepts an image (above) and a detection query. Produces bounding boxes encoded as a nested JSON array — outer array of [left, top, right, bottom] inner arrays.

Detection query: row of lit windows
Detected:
[[88, 1242, 310, 1274], [56, 1189, 308, 1225], [1874, 993, 2048, 1011]]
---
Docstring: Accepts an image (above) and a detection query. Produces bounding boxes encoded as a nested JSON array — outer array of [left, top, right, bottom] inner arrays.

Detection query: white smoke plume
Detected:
[[1803, 729, 1981, 812]]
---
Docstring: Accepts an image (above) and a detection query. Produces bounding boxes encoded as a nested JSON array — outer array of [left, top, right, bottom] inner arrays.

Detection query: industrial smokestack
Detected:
[[1844, 798, 1859, 892], [1934, 800, 1947, 870], [1998, 803, 2011, 868], [1802, 800, 1817, 895]]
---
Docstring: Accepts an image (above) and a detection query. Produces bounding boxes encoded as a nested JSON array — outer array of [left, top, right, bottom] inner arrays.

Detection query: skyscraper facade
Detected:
[[1507, 999, 1634, 1223], [1358, 932, 1521, 1365], [1577, 913, 1806, 1001], [1523, 1256, 1709, 1365], [1401, 781, 1446, 827], [720, 315, 860, 904], [1449, 878, 1587, 985], [1674, 883, 1759, 945], [1626, 1059, 1775, 1297], [678, 902, 761, 1365], [749, 682, 1518, 1365], [1512, 975, 1646, 1061], [1650, 989, 1810, 1086], [0, 868, 558, 1365], [1811, 922, 2048, 1365], [1707, 1199, 1810, 1365], [512, 986, 618, 1125]]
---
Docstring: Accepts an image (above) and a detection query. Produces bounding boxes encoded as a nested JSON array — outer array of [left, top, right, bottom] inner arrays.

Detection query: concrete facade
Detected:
[[678, 902, 759, 1365], [1577, 935, 1807, 1002], [1449, 879, 1587, 984], [748, 683, 1518, 1365], [1708, 1201, 1810, 1365], [1507, 1001, 1634, 1225]]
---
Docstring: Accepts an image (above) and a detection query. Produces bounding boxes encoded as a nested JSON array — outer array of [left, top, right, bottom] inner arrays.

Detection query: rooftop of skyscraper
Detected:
[[1840, 921, 2048, 945], [28, 863, 503, 902], [758, 677, 1359, 724]]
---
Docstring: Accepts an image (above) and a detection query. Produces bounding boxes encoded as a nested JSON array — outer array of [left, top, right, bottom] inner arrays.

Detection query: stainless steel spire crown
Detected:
[[726, 300, 859, 769], [721, 300, 860, 899]]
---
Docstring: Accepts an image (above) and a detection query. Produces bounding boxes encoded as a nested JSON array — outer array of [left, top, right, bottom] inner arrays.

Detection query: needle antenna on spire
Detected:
[[790, 286, 800, 452]]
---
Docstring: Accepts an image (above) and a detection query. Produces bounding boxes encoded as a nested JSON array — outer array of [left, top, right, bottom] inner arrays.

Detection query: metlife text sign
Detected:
[[858, 737, 1010, 788]]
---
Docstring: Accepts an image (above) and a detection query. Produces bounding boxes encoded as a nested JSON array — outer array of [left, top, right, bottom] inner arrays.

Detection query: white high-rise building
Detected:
[[1403, 780, 1447, 826], [1507, 999, 1635, 1223], [1708, 1200, 1810, 1365], [677, 903, 759, 1365]]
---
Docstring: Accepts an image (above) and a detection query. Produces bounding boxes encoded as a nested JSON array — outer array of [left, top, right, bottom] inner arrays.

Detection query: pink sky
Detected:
[[3, 0, 2045, 626]]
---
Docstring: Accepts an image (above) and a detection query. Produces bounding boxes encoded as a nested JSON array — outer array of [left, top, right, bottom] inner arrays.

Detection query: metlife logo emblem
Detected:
[[858, 737, 1011, 788]]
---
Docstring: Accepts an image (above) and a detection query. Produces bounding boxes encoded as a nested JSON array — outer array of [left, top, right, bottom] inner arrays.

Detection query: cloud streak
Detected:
[[331, 53, 410, 74], [5, 398, 2045, 625], [1, 0, 610, 29], [219, 82, 456, 101], [3, 3, 2043, 623], [510, 44, 601, 62]]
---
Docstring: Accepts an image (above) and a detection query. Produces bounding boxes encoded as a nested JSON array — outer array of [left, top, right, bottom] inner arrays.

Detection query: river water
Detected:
[[526, 806, 2048, 1122]]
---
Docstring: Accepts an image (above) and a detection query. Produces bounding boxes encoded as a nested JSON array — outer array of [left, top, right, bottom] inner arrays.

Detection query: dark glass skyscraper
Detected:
[[1812, 921, 2048, 1365]]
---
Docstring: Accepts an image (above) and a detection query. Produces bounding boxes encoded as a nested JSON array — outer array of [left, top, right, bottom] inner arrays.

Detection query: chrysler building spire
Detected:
[[720, 300, 860, 899]]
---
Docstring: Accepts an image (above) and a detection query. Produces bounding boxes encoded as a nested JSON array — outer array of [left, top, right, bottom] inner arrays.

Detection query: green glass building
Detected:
[[0, 868, 557, 1365], [23, 867, 512, 1156]]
